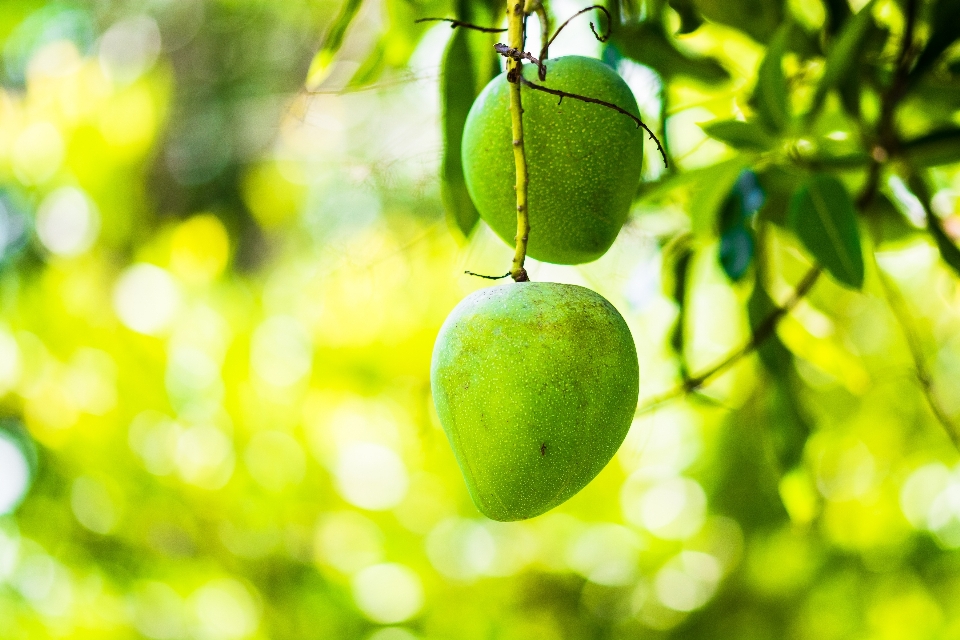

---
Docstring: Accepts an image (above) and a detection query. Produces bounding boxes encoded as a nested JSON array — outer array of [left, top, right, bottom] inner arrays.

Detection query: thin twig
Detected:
[[414, 17, 507, 32], [494, 43, 546, 79], [543, 5, 612, 59], [875, 269, 960, 448], [518, 76, 668, 168], [464, 270, 512, 280], [636, 266, 822, 416], [535, 4, 551, 77]]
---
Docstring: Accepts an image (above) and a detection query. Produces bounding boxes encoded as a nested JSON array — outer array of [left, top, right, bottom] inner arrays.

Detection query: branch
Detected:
[[494, 43, 546, 80], [636, 266, 822, 416], [543, 5, 612, 61], [519, 76, 668, 168], [464, 270, 512, 280], [414, 17, 507, 33], [875, 268, 960, 448]]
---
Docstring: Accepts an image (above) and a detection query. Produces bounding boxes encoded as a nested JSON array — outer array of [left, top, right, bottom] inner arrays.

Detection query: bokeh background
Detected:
[[1, 0, 960, 639]]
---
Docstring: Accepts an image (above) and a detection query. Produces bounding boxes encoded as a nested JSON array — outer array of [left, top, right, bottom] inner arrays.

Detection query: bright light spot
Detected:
[[70, 476, 118, 534], [0, 520, 20, 581], [175, 425, 234, 490], [425, 518, 496, 580], [131, 581, 187, 640], [113, 264, 180, 335], [816, 442, 876, 500], [928, 481, 960, 548], [128, 411, 181, 476], [36, 187, 99, 257], [64, 348, 117, 415], [12, 545, 73, 617], [244, 431, 305, 492], [0, 434, 30, 515], [98, 15, 161, 84], [170, 214, 230, 284], [249, 315, 312, 387], [567, 524, 642, 586], [352, 563, 423, 624], [12, 122, 64, 185], [622, 475, 707, 540], [655, 551, 722, 612], [314, 511, 384, 574], [166, 346, 221, 400], [334, 442, 408, 510], [191, 578, 260, 640], [900, 463, 951, 529], [367, 628, 420, 640], [618, 408, 701, 477]]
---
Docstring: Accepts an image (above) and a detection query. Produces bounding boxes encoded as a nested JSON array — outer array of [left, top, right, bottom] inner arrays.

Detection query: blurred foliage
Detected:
[[0, 0, 959, 639]]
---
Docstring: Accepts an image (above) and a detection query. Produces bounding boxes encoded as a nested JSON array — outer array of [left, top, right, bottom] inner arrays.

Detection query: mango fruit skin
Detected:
[[461, 56, 644, 265], [431, 282, 639, 521]]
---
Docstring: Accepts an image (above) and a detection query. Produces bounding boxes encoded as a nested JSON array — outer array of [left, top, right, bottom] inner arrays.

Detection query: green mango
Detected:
[[430, 282, 639, 521], [461, 56, 644, 265]]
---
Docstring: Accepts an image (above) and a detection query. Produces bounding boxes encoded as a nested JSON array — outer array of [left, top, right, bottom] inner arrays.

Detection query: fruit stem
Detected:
[[507, 1, 530, 282]]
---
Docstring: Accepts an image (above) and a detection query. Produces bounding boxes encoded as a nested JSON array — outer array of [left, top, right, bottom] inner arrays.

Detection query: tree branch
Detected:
[[543, 5, 612, 61], [414, 17, 507, 33], [506, 2, 531, 282], [636, 266, 822, 416]]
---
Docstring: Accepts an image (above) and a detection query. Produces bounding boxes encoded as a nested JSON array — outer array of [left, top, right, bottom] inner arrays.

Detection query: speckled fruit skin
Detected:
[[430, 282, 639, 521], [462, 56, 643, 265]]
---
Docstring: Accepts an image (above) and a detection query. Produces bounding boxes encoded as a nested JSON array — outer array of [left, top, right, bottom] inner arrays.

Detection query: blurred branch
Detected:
[[857, 0, 919, 209], [414, 17, 507, 32], [636, 266, 822, 416], [875, 268, 960, 449]]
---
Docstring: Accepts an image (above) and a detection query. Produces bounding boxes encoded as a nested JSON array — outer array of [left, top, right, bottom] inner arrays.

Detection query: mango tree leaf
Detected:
[[823, 0, 852, 34], [668, 0, 703, 34], [440, 2, 500, 239], [700, 119, 775, 150], [904, 128, 960, 168], [909, 0, 960, 86], [690, 156, 753, 237], [306, 0, 364, 88], [691, 0, 784, 43], [613, 22, 729, 84], [788, 174, 864, 288], [927, 212, 960, 278], [752, 23, 791, 134], [719, 225, 755, 281], [661, 233, 694, 375], [807, 0, 877, 120]]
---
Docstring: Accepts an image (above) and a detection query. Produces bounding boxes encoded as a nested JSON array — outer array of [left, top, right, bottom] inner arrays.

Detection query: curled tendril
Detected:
[[541, 5, 612, 62], [414, 17, 506, 33]]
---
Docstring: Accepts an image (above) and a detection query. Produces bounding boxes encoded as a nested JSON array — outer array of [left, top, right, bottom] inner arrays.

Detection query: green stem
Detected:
[[508, 1, 530, 282]]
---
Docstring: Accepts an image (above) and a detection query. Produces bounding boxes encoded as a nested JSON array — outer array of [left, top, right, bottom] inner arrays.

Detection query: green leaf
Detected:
[[926, 206, 960, 277], [306, 0, 364, 87], [808, 0, 877, 120], [700, 119, 775, 150], [788, 174, 864, 288], [909, 0, 960, 86], [904, 128, 960, 168], [613, 22, 730, 84], [439, 5, 500, 239], [667, 0, 703, 34], [690, 156, 754, 237], [753, 23, 791, 133], [691, 0, 784, 43]]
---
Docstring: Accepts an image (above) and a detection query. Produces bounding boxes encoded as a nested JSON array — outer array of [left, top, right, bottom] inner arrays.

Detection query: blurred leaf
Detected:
[[690, 157, 754, 237], [904, 128, 960, 167], [692, 0, 784, 43], [719, 225, 754, 281], [661, 233, 694, 373], [613, 22, 729, 83], [306, 0, 364, 88], [823, 0, 852, 34], [909, 0, 960, 86], [927, 211, 960, 278], [788, 174, 864, 288], [753, 23, 791, 134], [700, 119, 775, 150], [667, 0, 703, 34], [808, 0, 878, 120], [441, 29, 481, 239], [865, 192, 921, 247]]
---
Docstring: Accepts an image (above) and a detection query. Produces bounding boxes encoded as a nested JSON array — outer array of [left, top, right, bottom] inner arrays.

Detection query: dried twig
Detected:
[[414, 17, 507, 33], [518, 76, 668, 168]]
